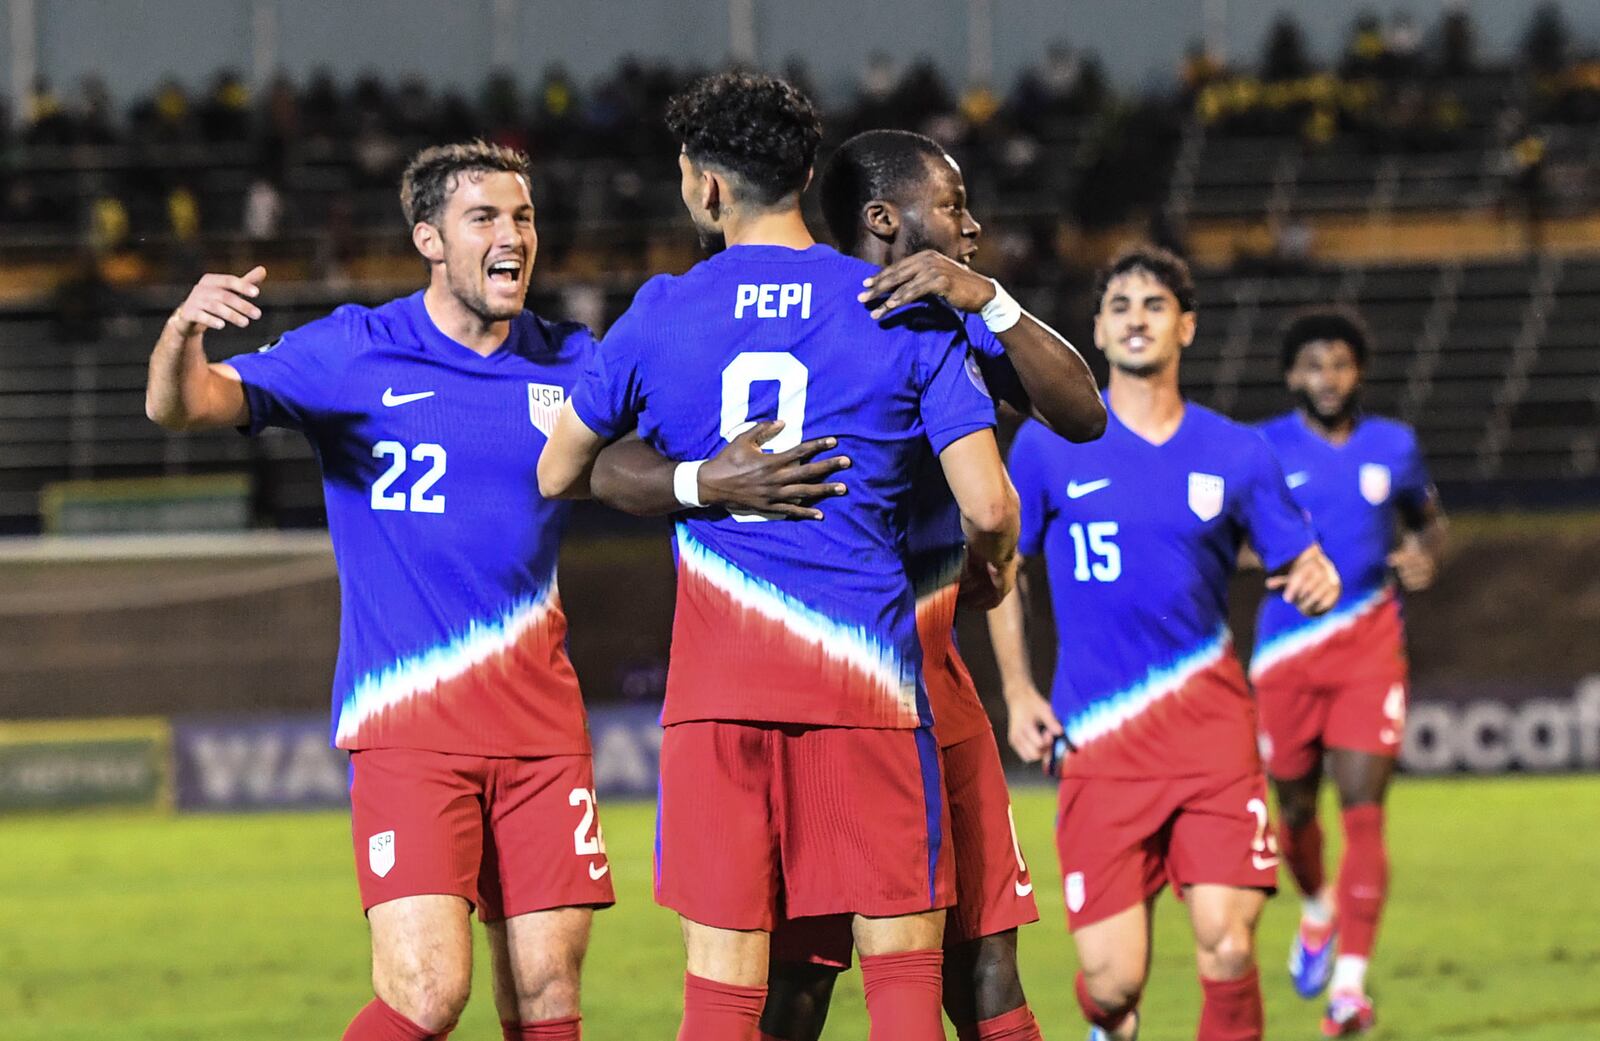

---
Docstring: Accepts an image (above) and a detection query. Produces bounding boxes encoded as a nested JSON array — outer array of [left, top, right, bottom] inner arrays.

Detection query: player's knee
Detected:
[[1196, 922, 1257, 981], [384, 971, 472, 1033], [760, 964, 838, 1041], [1276, 788, 1319, 830], [1081, 966, 1144, 1020], [963, 934, 1026, 1019]]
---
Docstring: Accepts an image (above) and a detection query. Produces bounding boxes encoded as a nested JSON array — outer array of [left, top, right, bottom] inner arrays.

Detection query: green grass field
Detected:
[[3, 776, 1597, 1040]]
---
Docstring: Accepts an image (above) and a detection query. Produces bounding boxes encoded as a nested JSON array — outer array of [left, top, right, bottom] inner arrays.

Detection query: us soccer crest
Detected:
[[1360, 463, 1391, 505], [1065, 871, 1086, 913], [528, 383, 565, 437], [368, 830, 395, 879], [1187, 472, 1225, 521]]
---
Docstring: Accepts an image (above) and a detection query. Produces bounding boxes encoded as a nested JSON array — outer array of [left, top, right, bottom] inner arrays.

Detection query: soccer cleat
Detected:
[[1087, 1010, 1138, 1041], [1288, 920, 1337, 998], [1321, 990, 1375, 1036]]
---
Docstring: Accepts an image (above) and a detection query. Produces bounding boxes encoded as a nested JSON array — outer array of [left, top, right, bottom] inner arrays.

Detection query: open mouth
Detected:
[[487, 258, 523, 285], [1125, 335, 1150, 349]]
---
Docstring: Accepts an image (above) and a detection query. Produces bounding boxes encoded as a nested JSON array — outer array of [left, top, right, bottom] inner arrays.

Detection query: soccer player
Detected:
[[142, 141, 830, 1041], [1250, 309, 1446, 1036], [987, 245, 1342, 1041], [583, 127, 1106, 1041], [538, 74, 1020, 1041]]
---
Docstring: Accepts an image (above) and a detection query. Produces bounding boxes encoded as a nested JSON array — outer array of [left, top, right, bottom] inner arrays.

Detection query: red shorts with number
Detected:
[[656, 720, 954, 931], [768, 727, 1039, 967], [349, 747, 615, 923], [1055, 771, 1278, 931], [1253, 625, 1409, 780]]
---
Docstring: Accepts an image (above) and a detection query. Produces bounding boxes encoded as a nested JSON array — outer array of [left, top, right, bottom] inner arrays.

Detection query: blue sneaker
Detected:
[[1289, 920, 1337, 999], [1088, 1011, 1138, 1041]]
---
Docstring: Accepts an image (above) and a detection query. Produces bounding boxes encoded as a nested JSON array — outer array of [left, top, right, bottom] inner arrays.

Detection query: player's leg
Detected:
[[1185, 885, 1269, 1041], [1320, 747, 1397, 1035], [760, 915, 851, 1041], [657, 722, 783, 1041], [345, 749, 489, 1040], [1073, 900, 1155, 1041], [853, 910, 949, 1041], [476, 752, 614, 1040]]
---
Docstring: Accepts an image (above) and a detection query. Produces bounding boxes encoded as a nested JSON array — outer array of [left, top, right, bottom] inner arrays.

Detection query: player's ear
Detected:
[[862, 200, 899, 243], [1179, 310, 1198, 349], [412, 222, 444, 265], [801, 166, 814, 193]]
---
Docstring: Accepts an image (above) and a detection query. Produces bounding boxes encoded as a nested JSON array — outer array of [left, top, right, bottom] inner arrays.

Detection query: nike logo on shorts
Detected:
[[588, 861, 610, 881], [383, 388, 436, 407]]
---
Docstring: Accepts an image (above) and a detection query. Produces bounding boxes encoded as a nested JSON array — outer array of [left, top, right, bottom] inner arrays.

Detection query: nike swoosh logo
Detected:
[[1286, 471, 1310, 489], [1253, 853, 1280, 871], [1014, 878, 1034, 897], [588, 861, 610, 881], [382, 388, 436, 407], [1066, 478, 1111, 499]]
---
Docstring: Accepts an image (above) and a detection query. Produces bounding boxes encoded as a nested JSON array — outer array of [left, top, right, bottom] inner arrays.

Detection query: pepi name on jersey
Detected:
[[734, 282, 812, 320]]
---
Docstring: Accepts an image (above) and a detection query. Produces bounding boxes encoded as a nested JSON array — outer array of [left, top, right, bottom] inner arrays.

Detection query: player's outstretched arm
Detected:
[[145, 267, 264, 430], [986, 577, 1062, 763], [537, 402, 610, 500], [938, 429, 1020, 604], [861, 250, 1105, 441], [1266, 543, 1343, 617], [1388, 496, 1448, 592], [589, 422, 851, 518]]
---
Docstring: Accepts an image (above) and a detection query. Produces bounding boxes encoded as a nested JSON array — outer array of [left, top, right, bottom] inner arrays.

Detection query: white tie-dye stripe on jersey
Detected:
[[676, 525, 921, 722], [1249, 586, 1392, 681], [1063, 627, 1231, 750], [335, 581, 560, 745]]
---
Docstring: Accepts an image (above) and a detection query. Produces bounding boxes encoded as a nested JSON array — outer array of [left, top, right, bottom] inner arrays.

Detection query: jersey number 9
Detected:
[[720, 351, 809, 523]]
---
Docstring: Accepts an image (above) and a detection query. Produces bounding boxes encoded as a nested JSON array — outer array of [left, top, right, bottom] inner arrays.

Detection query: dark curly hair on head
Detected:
[[820, 129, 949, 252], [665, 71, 822, 209], [399, 140, 530, 227], [1093, 244, 1196, 314], [1280, 308, 1370, 372]]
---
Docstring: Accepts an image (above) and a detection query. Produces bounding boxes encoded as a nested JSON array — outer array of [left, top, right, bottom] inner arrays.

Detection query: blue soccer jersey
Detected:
[[1009, 401, 1315, 778], [1250, 413, 1433, 681], [227, 290, 593, 756], [573, 243, 996, 730]]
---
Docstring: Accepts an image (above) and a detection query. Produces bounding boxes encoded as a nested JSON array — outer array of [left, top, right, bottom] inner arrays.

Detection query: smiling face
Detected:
[[1287, 337, 1362, 424], [421, 169, 537, 324], [890, 153, 981, 265], [1094, 268, 1196, 377]]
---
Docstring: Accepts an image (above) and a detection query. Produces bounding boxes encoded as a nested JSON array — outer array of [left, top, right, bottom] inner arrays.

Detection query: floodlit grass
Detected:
[[3, 776, 1597, 1040]]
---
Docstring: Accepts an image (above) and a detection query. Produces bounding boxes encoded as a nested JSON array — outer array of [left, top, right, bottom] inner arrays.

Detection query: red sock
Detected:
[[972, 1004, 1044, 1040], [861, 950, 945, 1041], [758, 1035, 787, 1041], [343, 998, 449, 1041], [1337, 804, 1389, 959], [678, 973, 766, 1041], [502, 1016, 581, 1040], [1278, 815, 1326, 898], [1197, 968, 1263, 1041], [1074, 972, 1132, 1033]]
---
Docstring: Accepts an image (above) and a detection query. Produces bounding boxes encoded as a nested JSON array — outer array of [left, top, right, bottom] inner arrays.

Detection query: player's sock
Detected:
[[1197, 968, 1264, 1041], [1278, 815, 1326, 899], [860, 950, 945, 1040], [1336, 804, 1388, 963], [1330, 956, 1369, 995], [677, 973, 766, 1041], [1074, 972, 1134, 1034], [501, 1015, 581, 1040], [966, 1003, 1043, 1040], [342, 998, 449, 1041], [757, 1034, 787, 1041]]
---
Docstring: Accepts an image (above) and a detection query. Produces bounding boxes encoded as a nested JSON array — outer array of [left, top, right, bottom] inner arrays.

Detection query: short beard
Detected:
[[1112, 356, 1170, 379], [1294, 387, 1358, 428], [695, 225, 727, 257], [448, 267, 522, 324]]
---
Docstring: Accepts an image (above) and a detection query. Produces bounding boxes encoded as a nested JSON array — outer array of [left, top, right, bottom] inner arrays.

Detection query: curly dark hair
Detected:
[[1280, 307, 1370, 371], [399, 140, 530, 227], [1093, 244, 1196, 314], [665, 72, 822, 209], [820, 129, 948, 252]]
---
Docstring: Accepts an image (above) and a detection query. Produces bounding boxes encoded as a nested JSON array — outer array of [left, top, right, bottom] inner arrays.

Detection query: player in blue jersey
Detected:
[[987, 246, 1343, 1041], [152, 141, 698, 1041], [579, 127, 1105, 1041], [538, 74, 1020, 1041], [1251, 309, 1446, 1035]]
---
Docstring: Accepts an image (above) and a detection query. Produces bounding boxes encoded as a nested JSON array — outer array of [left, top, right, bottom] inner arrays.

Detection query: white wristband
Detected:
[[673, 460, 706, 508], [980, 279, 1023, 334]]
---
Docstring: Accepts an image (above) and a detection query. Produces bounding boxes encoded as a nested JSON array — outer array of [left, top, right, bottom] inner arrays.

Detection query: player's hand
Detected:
[[1387, 536, 1437, 592], [170, 266, 266, 336], [1267, 544, 1342, 617], [697, 420, 850, 520], [1003, 684, 1063, 765], [858, 249, 996, 320], [959, 549, 1018, 611]]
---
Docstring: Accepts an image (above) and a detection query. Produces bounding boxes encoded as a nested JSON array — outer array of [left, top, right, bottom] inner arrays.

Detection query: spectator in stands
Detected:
[[481, 71, 527, 152], [51, 251, 119, 343], [166, 184, 203, 278], [299, 68, 345, 143], [1381, 14, 1423, 79], [75, 76, 119, 146], [134, 78, 199, 144], [200, 70, 253, 143], [22, 76, 73, 146], [1522, 3, 1569, 76], [1436, 4, 1478, 77], [1343, 12, 1388, 78], [1262, 14, 1312, 82], [243, 176, 285, 241]]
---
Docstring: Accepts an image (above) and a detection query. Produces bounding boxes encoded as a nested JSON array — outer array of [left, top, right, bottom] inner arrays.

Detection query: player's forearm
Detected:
[[590, 435, 682, 516], [986, 581, 1037, 695], [997, 315, 1106, 442], [145, 317, 222, 430]]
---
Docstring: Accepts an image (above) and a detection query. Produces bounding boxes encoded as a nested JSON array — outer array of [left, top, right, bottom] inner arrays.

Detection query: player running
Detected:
[[1250, 309, 1446, 1036], [582, 127, 1106, 1041], [987, 245, 1342, 1041], [538, 74, 1020, 1041]]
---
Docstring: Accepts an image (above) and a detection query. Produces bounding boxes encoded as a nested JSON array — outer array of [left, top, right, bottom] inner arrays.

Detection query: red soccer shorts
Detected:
[[769, 727, 1038, 967], [1254, 637, 1408, 780], [656, 720, 954, 931], [1054, 771, 1279, 931], [349, 747, 616, 922]]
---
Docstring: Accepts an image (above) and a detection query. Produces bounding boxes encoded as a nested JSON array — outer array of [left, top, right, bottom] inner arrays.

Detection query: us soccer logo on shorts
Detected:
[[1360, 463, 1391, 505], [1187, 472, 1225, 521], [1065, 871, 1086, 913], [528, 383, 565, 437], [369, 830, 396, 879]]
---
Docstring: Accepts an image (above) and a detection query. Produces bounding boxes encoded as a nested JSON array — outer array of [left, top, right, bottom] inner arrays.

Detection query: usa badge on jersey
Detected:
[[1359, 463, 1391, 505], [1188, 472, 1225, 521], [528, 383, 565, 437]]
